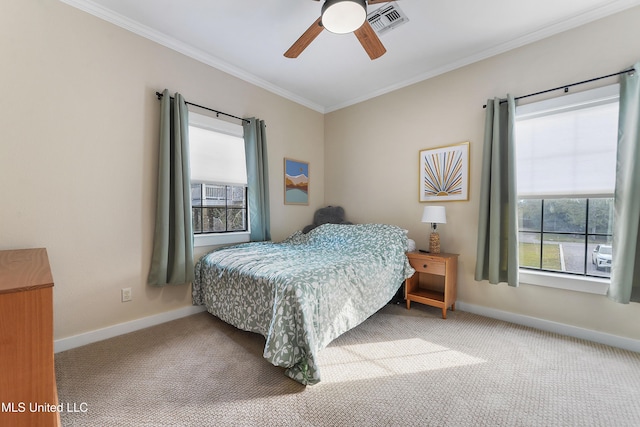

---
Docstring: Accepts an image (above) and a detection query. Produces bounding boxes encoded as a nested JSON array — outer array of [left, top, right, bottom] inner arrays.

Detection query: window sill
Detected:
[[194, 232, 250, 248], [519, 270, 609, 295]]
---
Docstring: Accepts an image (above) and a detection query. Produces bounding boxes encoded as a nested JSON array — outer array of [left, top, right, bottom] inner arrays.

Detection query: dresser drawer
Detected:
[[409, 257, 445, 276]]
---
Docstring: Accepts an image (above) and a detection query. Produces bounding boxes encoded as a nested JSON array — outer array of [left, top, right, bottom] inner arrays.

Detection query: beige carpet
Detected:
[[55, 304, 640, 426]]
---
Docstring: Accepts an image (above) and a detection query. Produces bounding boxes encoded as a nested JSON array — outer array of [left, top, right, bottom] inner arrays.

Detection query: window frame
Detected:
[[517, 197, 613, 294], [519, 270, 609, 295], [188, 111, 250, 248], [518, 197, 613, 277], [191, 182, 248, 234], [514, 84, 619, 293]]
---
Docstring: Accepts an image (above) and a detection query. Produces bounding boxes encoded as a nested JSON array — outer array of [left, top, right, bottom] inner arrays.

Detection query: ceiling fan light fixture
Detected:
[[321, 0, 367, 34]]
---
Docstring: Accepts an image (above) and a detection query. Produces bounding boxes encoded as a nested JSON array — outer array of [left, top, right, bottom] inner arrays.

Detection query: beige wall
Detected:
[[325, 7, 640, 341], [0, 0, 324, 339], [2, 0, 638, 344]]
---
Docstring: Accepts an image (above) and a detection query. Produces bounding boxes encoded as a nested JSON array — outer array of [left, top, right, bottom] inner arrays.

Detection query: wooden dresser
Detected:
[[0, 248, 60, 427]]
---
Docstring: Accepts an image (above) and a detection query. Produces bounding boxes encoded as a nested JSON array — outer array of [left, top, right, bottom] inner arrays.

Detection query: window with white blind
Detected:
[[515, 84, 619, 292], [188, 112, 249, 247]]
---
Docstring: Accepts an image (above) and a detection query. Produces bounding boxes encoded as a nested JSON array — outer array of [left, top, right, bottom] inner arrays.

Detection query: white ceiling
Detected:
[[62, 0, 640, 113]]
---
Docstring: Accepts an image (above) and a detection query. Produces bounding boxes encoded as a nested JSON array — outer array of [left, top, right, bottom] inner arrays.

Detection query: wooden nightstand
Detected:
[[405, 251, 458, 319]]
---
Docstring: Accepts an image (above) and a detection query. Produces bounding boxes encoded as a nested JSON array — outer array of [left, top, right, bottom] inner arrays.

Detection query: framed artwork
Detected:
[[284, 158, 309, 205], [419, 141, 469, 202]]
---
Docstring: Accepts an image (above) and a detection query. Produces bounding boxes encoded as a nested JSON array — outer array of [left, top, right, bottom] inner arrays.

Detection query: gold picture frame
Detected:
[[419, 141, 469, 202]]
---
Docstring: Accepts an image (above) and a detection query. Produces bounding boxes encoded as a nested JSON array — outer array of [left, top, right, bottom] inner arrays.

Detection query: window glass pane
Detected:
[[203, 184, 226, 207], [543, 199, 586, 233], [588, 198, 614, 235], [539, 237, 564, 273], [519, 232, 541, 269], [589, 239, 613, 278], [227, 185, 247, 208], [192, 208, 202, 234], [518, 199, 541, 232], [202, 207, 226, 233], [191, 184, 202, 207], [543, 233, 585, 274], [227, 208, 247, 231]]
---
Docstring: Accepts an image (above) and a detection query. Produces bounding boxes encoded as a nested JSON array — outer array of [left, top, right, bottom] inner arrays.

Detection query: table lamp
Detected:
[[421, 206, 447, 253]]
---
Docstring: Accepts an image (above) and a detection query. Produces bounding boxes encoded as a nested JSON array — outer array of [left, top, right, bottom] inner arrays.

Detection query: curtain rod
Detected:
[[482, 67, 636, 108], [155, 92, 250, 124]]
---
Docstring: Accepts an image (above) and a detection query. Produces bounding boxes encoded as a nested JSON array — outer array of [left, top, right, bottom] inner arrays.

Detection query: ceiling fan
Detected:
[[284, 0, 396, 60]]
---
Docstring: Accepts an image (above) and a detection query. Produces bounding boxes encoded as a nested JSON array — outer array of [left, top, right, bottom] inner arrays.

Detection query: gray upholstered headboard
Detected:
[[302, 206, 352, 233]]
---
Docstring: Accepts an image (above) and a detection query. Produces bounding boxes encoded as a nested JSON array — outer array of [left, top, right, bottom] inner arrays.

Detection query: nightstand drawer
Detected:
[[409, 258, 445, 276]]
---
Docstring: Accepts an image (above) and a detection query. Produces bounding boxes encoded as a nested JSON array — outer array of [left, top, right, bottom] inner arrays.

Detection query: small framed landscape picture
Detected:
[[419, 141, 469, 202], [284, 158, 309, 205]]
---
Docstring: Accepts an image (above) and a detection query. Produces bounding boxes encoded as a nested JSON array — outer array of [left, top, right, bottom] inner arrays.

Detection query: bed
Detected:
[[192, 223, 414, 385]]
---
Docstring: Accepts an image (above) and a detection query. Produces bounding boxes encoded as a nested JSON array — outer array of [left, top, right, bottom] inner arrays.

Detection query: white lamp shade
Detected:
[[321, 0, 367, 34], [421, 206, 447, 224]]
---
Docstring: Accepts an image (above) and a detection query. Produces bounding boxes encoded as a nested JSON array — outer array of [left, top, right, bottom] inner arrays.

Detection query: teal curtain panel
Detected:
[[610, 62, 640, 303], [475, 95, 519, 287], [148, 90, 194, 286], [243, 118, 271, 242]]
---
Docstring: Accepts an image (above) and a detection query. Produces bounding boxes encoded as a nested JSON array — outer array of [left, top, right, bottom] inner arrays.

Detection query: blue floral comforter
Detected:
[[193, 223, 414, 385]]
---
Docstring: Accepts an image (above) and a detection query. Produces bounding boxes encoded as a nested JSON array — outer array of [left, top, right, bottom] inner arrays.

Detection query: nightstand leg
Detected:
[[451, 302, 455, 311], [406, 299, 411, 310], [441, 308, 447, 319]]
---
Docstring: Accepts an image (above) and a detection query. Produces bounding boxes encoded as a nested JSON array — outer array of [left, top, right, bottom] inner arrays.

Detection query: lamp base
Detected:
[[429, 232, 441, 254]]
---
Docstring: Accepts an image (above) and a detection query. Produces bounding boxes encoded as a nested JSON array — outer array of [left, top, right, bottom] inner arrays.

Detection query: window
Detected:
[[515, 85, 618, 286], [188, 112, 249, 246]]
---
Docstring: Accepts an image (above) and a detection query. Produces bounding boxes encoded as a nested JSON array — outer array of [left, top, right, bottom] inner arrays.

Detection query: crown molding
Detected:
[[326, 0, 640, 112], [60, 0, 639, 114], [58, 0, 326, 113]]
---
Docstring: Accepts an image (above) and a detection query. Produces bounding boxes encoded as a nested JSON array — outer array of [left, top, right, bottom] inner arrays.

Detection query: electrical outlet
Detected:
[[121, 288, 132, 302]]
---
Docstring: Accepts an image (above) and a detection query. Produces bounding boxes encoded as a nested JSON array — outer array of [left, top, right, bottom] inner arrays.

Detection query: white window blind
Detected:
[[515, 84, 619, 198], [188, 112, 247, 185]]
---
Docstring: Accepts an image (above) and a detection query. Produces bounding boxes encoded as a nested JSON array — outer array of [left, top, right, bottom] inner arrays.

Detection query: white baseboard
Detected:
[[55, 302, 639, 355], [54, 305, 207, 353], [456, 302, 640, 353]]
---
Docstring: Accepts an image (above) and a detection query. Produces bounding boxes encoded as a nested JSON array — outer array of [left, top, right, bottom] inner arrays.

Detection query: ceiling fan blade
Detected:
[[354, 20, 386, 60], [284, 17, 324, 58]]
